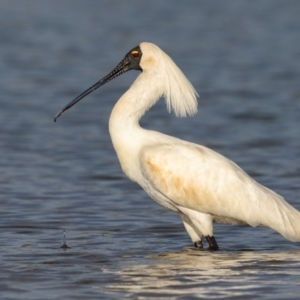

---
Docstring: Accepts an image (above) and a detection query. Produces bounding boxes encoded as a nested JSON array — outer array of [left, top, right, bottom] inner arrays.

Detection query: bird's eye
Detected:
[[131, 50, 140, 59]]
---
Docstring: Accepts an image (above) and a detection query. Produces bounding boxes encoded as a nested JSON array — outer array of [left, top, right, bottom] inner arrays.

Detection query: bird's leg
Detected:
[[194, 241, 203, 249], [206, 236, 219, 250], [180, 214, 204, 249]]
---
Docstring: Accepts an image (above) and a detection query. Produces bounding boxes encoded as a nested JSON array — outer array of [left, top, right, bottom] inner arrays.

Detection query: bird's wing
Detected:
[[140, 142, 298, 234]]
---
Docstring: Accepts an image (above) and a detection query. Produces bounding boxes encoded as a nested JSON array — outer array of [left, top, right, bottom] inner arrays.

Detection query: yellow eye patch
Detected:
[[132, 50, 139, 58]]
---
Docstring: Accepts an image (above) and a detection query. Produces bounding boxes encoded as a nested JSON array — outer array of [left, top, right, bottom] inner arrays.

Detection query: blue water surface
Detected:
[[0, 1, 300, 299]]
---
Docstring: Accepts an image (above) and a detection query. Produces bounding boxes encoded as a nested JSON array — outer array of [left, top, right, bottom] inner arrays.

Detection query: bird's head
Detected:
[[54, 42, 198, 121]]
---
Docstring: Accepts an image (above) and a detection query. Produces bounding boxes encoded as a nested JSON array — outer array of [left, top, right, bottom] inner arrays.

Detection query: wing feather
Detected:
[[140, 142, 300, 241]]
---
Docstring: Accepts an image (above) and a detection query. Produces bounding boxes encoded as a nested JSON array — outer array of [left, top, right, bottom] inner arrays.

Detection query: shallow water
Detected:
[[1, 1, 300, 299]]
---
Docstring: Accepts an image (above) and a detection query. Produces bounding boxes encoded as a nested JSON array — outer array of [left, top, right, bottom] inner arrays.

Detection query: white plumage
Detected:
[[55, 42, 300, 249]]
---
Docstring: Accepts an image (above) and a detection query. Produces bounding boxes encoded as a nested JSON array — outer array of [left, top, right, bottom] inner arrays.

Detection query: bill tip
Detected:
[[54, 111, 62, 122]]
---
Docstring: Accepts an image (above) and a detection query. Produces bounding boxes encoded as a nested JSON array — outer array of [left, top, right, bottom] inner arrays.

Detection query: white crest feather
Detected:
[[140, 42, 198, 118], [160, 49, 199, 117]]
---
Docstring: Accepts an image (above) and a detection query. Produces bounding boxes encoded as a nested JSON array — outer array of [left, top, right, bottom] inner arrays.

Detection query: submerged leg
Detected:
[[180, 214, 204, 248], [206, 235, 219, 250], [194, 240, 203, 249], [179, 208, 216, 250]]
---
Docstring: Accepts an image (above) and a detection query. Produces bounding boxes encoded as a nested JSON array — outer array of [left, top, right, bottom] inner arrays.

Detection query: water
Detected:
[[0, 0, 300, 299]]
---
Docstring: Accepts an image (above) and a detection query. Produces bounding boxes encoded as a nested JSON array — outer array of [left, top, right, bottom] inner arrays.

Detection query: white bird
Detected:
[[54, 42, 300, 250]]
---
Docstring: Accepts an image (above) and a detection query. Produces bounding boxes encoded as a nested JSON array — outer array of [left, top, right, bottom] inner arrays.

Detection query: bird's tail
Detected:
[[260, 188, 300, 242]]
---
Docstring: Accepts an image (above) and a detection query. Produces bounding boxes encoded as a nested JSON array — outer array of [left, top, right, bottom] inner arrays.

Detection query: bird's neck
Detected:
[[111, 74, 161, 124], [108, 74, 162, 179]]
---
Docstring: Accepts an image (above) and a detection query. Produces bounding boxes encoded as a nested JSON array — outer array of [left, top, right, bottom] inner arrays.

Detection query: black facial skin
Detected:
[[54, 45, 142, 122]]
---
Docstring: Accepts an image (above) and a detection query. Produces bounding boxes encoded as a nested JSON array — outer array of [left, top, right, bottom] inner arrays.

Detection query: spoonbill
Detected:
[[54, 42, 300, 250]]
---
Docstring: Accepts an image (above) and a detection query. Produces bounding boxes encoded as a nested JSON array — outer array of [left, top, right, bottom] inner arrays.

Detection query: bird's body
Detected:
[[55, 42, 300, 249]]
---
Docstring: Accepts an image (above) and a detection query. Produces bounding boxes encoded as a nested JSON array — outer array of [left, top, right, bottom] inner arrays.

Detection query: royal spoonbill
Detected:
[[54, 42, 300, 250]]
